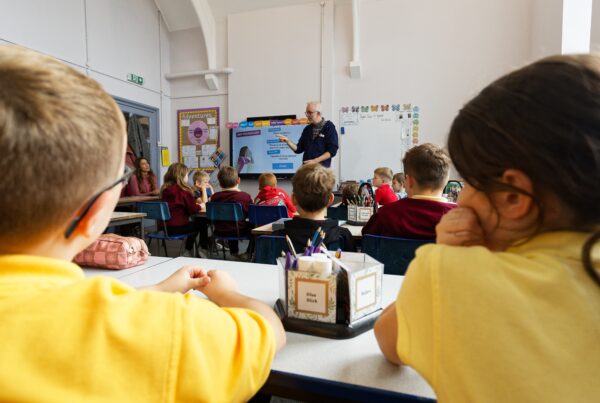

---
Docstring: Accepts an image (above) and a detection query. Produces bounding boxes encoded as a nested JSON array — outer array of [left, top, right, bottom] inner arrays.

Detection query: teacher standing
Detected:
[[277, 101, 339, 168]]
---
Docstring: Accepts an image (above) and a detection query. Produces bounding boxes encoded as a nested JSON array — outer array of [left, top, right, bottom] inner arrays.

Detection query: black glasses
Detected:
[[305, 111, 317, 116], [64, 166, 136, 238]]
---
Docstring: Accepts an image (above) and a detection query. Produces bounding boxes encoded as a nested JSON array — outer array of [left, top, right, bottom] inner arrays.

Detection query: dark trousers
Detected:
[[167, 219, 209, 251]]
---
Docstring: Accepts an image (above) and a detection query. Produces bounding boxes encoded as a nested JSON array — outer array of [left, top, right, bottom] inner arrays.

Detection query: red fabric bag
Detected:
[[74, 234, 149, 269]]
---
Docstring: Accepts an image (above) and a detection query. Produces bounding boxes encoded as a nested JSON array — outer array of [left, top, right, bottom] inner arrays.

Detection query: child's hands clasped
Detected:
[[195, 270, 240, 303], [436, 207, 485, 246], [152, 266, 211, 293]]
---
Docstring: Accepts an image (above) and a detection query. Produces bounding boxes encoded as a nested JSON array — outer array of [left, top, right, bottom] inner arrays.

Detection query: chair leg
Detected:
[[162, 239, 169, 257], [222, 242, 227, 260]]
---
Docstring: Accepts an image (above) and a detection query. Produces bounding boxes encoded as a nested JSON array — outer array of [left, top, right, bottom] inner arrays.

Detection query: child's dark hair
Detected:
[[217, 166, 239, 189], [447, 54, 600, 285], [403, 143, 450, 190]]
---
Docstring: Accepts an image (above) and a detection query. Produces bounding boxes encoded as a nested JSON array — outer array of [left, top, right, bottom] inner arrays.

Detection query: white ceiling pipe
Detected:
[[165, 68, 234, 80], [349, 0, 361, 79]]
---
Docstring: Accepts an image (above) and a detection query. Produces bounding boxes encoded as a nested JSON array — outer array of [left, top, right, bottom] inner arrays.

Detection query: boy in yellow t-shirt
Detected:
[[0, 46, 285, 402]]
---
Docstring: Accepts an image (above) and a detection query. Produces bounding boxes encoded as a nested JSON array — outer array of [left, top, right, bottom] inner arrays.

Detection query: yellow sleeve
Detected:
[[173, 294, 276, 402], [395, 244, 440, 386]]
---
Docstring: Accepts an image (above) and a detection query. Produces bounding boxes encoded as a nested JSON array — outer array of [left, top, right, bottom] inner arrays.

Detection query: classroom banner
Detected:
[[177, 107, 219, 171]]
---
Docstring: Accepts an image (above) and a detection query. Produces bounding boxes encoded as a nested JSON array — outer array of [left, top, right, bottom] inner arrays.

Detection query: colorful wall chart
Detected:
[[338, 104, 420, 181], [177, 107, 220, 171]]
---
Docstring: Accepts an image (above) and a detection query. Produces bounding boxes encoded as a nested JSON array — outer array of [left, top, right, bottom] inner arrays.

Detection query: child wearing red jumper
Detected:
[[254, 172, 296, 218], [373, 167, 398, 206]]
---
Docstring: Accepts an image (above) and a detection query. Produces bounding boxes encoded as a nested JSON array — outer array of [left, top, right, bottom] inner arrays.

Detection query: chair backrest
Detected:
[[254, 235, 288, 264], [136, 201, 171, 235], [137, 201, 171, 221], [326, 205, 348, 220], [362, 235, 434, 275], [248, 204, 288, 226], [206, 202, 244, 222]]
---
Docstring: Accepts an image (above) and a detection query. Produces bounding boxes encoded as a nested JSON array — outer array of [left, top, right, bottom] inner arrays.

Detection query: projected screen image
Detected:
[[231, 124, 306, 178]]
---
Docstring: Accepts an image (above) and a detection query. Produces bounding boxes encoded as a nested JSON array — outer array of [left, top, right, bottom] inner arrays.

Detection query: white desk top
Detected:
[[115, 257, 435, 400], [82, 256, 171, 279]]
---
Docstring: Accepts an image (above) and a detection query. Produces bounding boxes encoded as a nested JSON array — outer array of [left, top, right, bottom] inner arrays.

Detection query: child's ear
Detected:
[[328, 193, 334, 206], [405, 174, 415, 189], [496, 169, 535, 219], [70, 191, 115, 239], [292, 193, 298, 206]]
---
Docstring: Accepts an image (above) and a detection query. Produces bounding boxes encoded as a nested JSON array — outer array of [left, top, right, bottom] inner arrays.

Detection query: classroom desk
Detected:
[[82, 256, 171, 279], [116, 257, 436, 402], [252, 221, 364, 240], [108, 211, 146, 235], [117, 195, 160, 207]]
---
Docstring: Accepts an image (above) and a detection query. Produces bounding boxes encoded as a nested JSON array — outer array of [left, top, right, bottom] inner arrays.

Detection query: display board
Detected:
[[230, 123, 306, 179], [338, 104, 420, 181], [177, 107, 219, 171]]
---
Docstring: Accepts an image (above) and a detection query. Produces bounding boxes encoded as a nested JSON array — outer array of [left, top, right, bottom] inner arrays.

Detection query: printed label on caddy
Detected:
[[295, 278, 329, 315], [354, 272, 377, 312]]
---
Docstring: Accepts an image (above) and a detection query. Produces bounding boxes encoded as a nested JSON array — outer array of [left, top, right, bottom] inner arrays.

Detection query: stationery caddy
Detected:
[[275, 250, 384, 339], [346, 182, 377, 226]]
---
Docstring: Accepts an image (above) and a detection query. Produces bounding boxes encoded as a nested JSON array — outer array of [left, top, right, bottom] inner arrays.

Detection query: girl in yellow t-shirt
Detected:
[[374, 55, 600, 403]]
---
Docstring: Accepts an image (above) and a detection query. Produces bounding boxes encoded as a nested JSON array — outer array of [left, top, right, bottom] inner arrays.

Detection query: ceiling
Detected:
[[156, 0, 347, 32]]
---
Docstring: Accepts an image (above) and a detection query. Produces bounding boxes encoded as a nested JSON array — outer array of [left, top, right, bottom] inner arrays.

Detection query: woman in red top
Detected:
[[126, 157, 159, 196], [160, 163, 208, 256]]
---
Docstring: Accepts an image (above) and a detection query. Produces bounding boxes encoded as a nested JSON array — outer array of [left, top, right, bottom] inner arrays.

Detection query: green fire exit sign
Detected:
[[127, 73, 144, 85]]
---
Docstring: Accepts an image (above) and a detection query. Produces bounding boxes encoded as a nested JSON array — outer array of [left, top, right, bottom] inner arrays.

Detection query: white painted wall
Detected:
[[335, 0, 533, 179], [0, 0, 172, 177]]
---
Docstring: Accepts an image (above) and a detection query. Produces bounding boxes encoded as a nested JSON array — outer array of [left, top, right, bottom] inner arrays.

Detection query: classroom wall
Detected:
[[591, 0, 600, 51], [173, 0, 533, 185], [333, 0, 533, 180], [0, 0, 172, 178]]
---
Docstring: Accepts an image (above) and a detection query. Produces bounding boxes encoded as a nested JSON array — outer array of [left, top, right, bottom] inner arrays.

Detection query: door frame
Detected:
[[114, 97, 161, 185]]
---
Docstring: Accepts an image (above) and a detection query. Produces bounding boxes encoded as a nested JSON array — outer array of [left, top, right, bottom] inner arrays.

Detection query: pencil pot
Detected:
[[347, 205, 374, 226], [276, 252, 384, 339]]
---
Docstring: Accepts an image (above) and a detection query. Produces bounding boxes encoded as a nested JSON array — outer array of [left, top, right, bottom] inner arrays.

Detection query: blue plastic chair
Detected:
[[248, 204, 288, 226], [206, 202, 251, 260], [136, 201, 197, 257], [326, 205, 348, 220], [362, 235, 434, 275], [254, 235, 288, 264]]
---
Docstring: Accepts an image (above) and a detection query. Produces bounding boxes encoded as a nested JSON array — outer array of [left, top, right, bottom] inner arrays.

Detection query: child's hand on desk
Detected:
[[149, 266, 211, 293], [195, 270, 240, 305], [436, 207, 485, 246]]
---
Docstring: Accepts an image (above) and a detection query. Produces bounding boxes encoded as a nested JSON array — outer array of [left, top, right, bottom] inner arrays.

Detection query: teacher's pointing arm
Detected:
[[277, 134, 301, 153]]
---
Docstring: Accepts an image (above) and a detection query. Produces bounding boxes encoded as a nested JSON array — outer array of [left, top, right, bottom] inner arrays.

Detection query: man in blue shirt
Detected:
[[277, 101, 339, 168]]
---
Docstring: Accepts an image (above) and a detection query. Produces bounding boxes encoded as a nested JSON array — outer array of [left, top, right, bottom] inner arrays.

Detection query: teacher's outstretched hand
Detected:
[[278, 101, 339, 168]]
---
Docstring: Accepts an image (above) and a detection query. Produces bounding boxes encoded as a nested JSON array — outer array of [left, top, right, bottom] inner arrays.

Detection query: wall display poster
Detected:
[[338, 104, 419, 182], [177, 107, 219, 172]]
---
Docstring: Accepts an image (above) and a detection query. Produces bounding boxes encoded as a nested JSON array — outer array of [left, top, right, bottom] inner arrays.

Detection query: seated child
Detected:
[[372, 167, 398, 206], [0, 45, 284, 402], [274, 164, 355, 252], [254, 172, 296, 218], [362, 144, 455, 239], [125, 157, 159, 196], [192, 170, 214, 207], [392, 172, 407, 199], [374, 54, 600, 403], [209, 166, 253, 258], [161, 162, 209, 256]]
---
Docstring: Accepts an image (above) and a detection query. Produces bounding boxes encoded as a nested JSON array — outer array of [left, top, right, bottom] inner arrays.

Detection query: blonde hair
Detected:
[[258, 172, 277, 189], [0, 45, 124, 240], [192, 170, 209, 184], [374, 167, 393, 183], [292, 164, 335, 212], [161, 163, 194, 195]]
